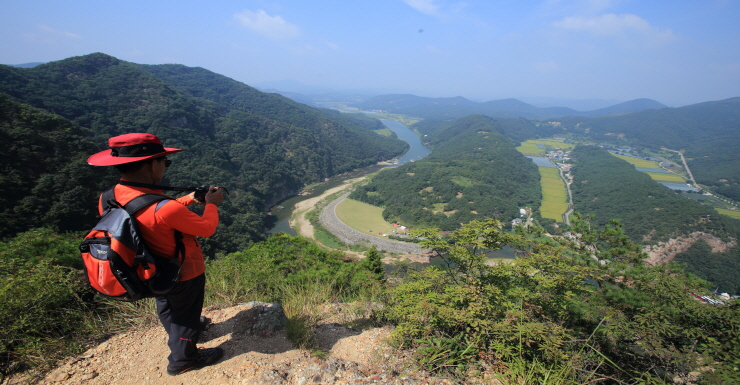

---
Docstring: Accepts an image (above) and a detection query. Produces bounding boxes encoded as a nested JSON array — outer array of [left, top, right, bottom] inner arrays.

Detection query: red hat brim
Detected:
[[87, 148, 184, 166]]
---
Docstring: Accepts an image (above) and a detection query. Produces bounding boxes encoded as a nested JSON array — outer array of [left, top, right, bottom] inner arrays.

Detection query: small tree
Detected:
[[361, 245, 385, 283]]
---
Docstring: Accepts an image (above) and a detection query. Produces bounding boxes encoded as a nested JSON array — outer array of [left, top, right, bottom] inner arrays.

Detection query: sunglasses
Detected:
[[151, 157, 172, 167]]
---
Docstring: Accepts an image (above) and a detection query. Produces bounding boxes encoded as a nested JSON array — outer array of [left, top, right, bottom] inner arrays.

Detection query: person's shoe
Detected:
[[166, 347, 224, 376], [199, 316, 211, 331]]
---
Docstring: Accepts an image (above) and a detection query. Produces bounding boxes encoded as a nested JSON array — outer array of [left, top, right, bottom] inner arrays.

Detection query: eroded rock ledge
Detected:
[[643, 231, 736, 266]]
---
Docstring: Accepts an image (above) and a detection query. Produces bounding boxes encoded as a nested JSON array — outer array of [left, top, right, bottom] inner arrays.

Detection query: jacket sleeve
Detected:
[[155, 201, 219, 237]]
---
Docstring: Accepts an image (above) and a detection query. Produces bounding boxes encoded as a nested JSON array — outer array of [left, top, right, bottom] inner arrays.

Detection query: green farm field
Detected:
[[716, 208, 740, 219], [335, 198, 398, 237], [539, 167, 568, 221], [516, 138, 574, 155], [610, 153, 688, 183], [611, 153, 660, 168], [645, 172, 686, 183]]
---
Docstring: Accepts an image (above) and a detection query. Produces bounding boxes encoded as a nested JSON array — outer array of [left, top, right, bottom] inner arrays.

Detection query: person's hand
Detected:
[[205, 186, 224, 206], [186, 191, 204, 205]]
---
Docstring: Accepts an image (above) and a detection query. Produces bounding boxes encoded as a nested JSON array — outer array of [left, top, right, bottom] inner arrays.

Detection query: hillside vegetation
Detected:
[[554, 97, 740, 200], [570, 145, 740, 292], [350, 115, 541, 230], [3, 219, 739, 384], [0, 53, 407, 253]]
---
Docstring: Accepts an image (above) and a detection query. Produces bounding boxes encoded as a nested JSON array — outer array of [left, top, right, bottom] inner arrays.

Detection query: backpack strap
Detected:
[[101, 186, 118, 211], [123, 194, 170, 216], [123, 194, 186, 276]]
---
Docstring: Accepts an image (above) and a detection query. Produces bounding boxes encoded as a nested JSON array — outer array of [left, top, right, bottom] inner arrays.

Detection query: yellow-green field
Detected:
[[611, 153, 660, 168], [539, 167, 568, 221], [335, 198, 398, 237], [610, 153, 687, 183], [644, 172, 686, 183], [516, 139, 575, 154], [374, 128, 393, 137], [716, 208, 740, 219]]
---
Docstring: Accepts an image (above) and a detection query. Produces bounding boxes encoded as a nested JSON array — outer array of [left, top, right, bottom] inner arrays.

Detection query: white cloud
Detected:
[[324, 41, 340, 50], [553, 13, 676, 43], [234, 9, 300, 40], [403, 0, 440, 15], [37, 24, 82, 39]]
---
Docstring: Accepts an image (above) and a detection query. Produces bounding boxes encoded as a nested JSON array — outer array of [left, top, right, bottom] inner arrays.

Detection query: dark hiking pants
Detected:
[[155, 273, 205, 370]]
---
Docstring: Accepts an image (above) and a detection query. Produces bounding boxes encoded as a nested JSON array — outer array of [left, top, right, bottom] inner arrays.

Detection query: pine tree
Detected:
[[362, 245, 385, 283]]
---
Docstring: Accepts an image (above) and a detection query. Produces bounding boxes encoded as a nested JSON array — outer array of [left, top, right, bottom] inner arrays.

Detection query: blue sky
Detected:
[[1, 0, 739, 106]]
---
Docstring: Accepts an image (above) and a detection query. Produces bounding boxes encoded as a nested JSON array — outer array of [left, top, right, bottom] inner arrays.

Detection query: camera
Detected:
[[193, 185, 211, 202]]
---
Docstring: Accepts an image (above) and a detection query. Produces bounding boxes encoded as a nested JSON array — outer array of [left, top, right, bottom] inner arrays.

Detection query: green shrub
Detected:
[[379, 218, 740, 383], [0, 245, 90, 376], [0, 228, 83, 269]]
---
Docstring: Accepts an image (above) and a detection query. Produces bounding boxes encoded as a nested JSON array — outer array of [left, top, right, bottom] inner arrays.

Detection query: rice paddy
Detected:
[[611, 153, 659, 168], [514, 139, 571, 222], [644, 172, 686, 183], [610, 153, 688, 183], [539, 167, 569, 221], [516, 138, 574, 155]]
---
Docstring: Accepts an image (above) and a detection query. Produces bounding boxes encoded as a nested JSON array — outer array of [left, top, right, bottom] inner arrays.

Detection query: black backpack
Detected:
[[79, 187, 185, 301]]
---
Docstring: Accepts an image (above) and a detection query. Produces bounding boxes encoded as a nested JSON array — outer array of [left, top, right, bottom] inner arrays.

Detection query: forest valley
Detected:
[[1, 53, 740, 383]]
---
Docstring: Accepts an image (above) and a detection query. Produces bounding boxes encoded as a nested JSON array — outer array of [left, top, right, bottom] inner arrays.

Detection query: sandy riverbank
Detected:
[[288, 176, 366, 240]]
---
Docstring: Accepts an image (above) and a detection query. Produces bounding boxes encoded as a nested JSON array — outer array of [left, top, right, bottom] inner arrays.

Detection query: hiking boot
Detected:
[[199, 316, 211, 331], [166, 347, 224, 376]]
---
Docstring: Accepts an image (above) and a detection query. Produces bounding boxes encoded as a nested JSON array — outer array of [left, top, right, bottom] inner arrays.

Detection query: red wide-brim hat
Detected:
[[87, 133, 185, 166]]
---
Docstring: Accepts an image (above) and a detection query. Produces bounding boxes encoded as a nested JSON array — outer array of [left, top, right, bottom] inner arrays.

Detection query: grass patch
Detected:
[[336, 198, 398, 237], [716, 208, 740, 219], [451, 176, 475, 187], [374, 128, 393, 137]]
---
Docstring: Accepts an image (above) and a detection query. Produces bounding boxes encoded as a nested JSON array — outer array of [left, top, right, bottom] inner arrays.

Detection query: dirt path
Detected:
[[31, 302, 456, 385]]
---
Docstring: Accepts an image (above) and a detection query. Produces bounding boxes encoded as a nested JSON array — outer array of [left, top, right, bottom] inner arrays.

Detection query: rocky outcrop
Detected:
[[643, 232, 736, 266]]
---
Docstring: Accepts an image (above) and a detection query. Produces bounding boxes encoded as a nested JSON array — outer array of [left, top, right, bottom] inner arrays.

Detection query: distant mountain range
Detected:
[[7, 62, 45, 68], [353, 94, 668, 119]]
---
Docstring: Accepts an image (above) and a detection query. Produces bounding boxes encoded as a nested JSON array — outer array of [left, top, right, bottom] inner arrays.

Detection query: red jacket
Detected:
[[98, 181, 219, 281]]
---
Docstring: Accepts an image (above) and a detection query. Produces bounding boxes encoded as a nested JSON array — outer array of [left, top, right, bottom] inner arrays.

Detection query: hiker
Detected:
[[88, 132, 225, 375]]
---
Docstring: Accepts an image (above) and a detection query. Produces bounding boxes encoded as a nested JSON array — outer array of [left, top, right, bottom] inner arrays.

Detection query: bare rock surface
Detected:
[[34, 302, 460, 385], [643, 231, 737, 266]]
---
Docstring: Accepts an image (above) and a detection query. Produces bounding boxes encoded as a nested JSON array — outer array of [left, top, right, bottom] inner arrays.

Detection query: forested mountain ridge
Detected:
[[350, 115, 541, 230], [0, 94, 112, 238], [354, 93, 666, 119], [554, 97, 740, 200], [569, 145, 740, 292], [136, 63, 398, 146], [0, 53, 407, 253]]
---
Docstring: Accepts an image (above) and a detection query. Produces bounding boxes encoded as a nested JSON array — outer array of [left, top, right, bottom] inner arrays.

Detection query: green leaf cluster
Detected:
[[379, 218, 740, 382]]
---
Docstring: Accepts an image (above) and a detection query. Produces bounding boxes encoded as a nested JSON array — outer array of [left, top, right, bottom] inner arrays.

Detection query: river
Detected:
[[266, 119, 431, 236]]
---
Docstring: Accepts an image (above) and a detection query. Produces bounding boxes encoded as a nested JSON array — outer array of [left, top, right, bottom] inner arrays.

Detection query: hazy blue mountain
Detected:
[[355, 94, 665, 119], [578, 98, 667, 117], [6, 62, 45, 68], [520, 96, 626, 111]]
